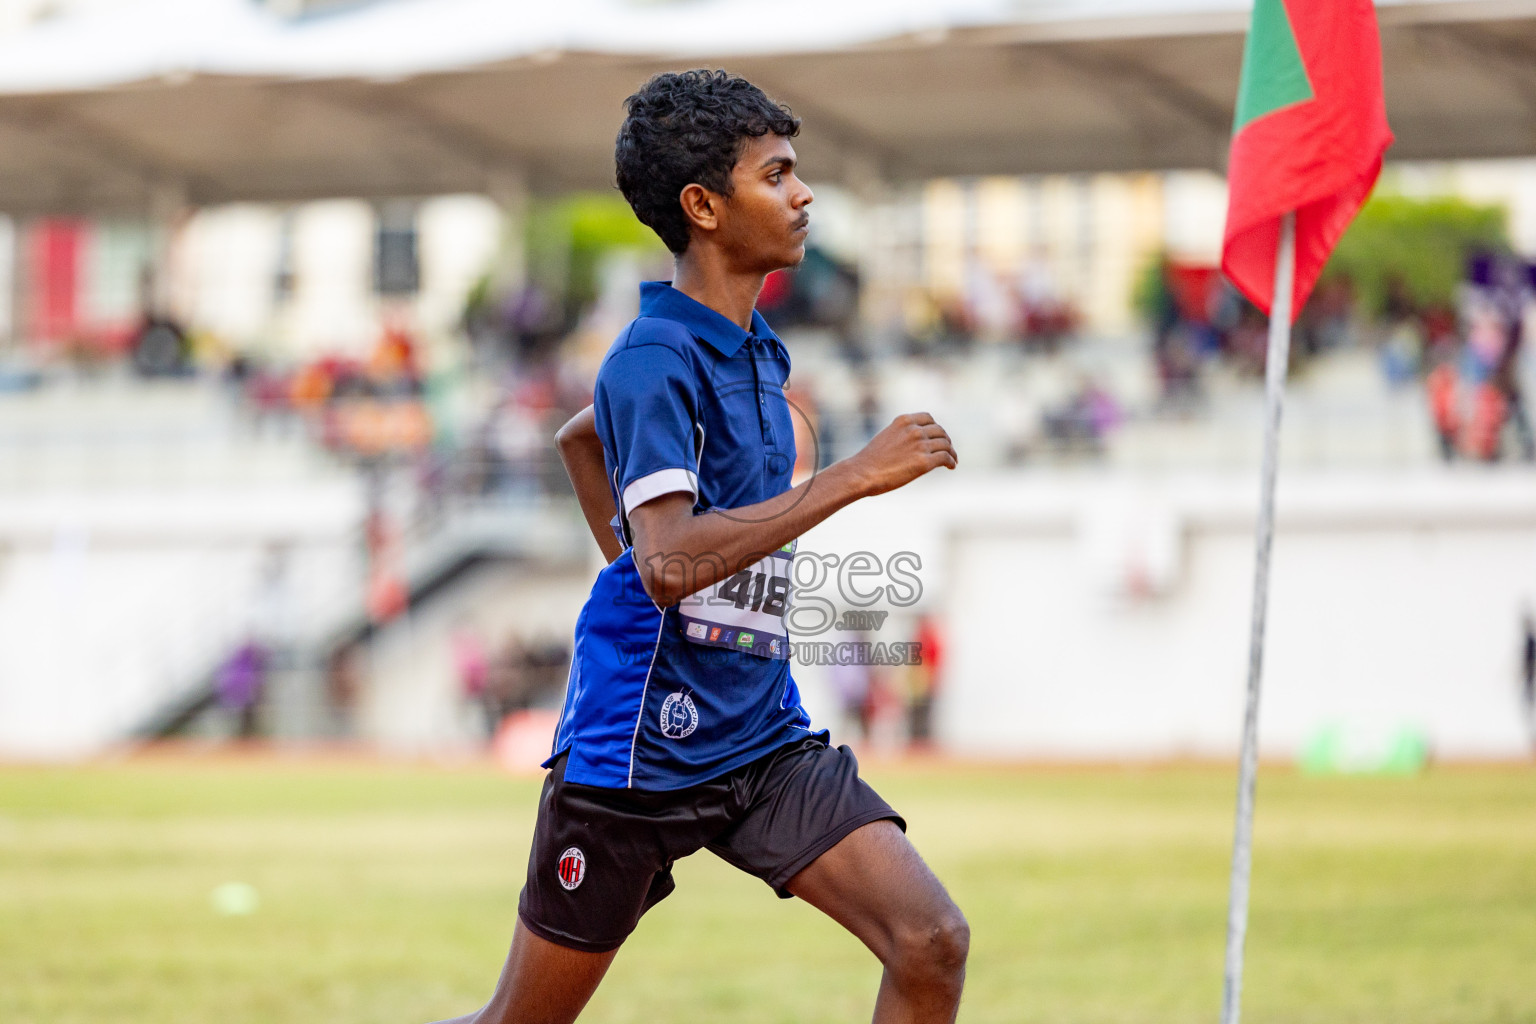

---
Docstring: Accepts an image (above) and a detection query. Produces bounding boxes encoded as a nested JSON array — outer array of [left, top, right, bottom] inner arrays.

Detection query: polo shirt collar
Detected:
[[639, 280, 780, 358]]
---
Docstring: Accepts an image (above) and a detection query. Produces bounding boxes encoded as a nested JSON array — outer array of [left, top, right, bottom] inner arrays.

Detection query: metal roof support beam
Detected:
[[0, 101, 195, 212], [736, 73, 906, 186], [1030, 44, 1233, 171], [292, 83, 544, 190], [1419, 24, 1536, 122]]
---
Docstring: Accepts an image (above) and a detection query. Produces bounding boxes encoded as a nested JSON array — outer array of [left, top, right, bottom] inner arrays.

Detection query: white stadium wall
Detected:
[[0, 482, 364, 758], [797, 471, 1536, 762]]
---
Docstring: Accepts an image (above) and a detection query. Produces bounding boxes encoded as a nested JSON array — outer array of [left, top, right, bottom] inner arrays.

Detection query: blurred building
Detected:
[[0, 197, 501, 363], [6, 161, 1536, 364], [4, 0, 1536, 764]]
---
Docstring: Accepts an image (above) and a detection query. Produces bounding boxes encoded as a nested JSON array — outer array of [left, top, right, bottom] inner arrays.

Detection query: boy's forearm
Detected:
[[629, 412, 955, 606], [630, 460, 869, 605]]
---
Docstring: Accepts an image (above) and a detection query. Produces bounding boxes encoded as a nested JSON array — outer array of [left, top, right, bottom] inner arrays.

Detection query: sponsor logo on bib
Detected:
[[686, 621, 708, 639], [737, 632, 754, 647], [558, 847, 586, 890], [659, 690, 699, 739]]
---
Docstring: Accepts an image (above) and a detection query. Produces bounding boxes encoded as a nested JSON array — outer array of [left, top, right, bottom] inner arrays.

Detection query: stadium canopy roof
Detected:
[[1, 0, 1534, 213]]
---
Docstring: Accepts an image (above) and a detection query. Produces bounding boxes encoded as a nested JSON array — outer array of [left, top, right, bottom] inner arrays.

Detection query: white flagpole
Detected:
[[1220, 209, 1296, 1024]]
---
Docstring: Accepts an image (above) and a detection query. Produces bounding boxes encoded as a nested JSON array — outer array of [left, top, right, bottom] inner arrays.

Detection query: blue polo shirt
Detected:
[[548, 281, 822, 790]]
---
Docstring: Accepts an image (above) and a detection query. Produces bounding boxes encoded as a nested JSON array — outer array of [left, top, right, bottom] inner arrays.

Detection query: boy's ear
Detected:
[[679, 183, 721, 236]]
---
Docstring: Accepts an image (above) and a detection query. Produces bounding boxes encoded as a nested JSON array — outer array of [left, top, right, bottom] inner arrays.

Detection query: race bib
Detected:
[[678, 542, 794, 660]]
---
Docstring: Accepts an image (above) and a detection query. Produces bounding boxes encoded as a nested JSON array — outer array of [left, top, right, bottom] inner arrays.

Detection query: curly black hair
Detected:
[[616, 70, 800, 255]]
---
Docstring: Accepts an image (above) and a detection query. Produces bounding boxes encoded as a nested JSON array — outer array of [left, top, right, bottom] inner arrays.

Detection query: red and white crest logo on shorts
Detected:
[[557, 846, 586, 891]]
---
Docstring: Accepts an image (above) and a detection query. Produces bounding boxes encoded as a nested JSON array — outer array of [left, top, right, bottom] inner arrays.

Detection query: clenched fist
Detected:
[[844, 412, 958, 497]]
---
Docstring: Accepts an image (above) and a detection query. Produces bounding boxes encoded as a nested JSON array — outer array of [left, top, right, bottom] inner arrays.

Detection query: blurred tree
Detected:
[[1131, 250, 1170, 326], [526, 193, 666, 314], [1323, 194, 1509, 316], [461, 193, 667, 364]]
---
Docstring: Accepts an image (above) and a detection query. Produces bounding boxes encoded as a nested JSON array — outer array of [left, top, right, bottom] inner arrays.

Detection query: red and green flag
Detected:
[[1221, 0, 1393, 316]]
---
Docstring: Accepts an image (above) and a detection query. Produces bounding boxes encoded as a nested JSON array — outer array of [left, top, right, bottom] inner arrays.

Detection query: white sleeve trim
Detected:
[[622, 468, 698, 517]]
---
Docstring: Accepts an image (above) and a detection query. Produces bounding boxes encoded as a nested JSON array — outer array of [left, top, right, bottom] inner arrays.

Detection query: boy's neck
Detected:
[[671, 249, 764, 333]]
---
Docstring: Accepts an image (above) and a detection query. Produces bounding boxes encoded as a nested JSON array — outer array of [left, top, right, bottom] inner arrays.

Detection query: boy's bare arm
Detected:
[[554, 406, 625, 564], [628, 413, 956, 607]]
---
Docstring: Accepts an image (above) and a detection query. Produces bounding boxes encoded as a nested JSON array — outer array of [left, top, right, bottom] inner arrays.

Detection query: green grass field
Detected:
[[2, 754, 1534, 1024]]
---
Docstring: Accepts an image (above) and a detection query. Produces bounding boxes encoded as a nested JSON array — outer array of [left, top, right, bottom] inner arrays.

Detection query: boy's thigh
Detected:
[[782, 818, 962, 961], [706, 738, 905, 897], [518, 755, 722, 953]]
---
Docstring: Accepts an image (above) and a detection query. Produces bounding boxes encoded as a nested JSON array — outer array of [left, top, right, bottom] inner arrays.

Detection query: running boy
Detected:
[[432, 69, 965, 1024]]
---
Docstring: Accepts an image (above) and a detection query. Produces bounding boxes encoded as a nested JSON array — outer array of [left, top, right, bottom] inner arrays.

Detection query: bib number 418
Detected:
[[716, 570, 789, 617]]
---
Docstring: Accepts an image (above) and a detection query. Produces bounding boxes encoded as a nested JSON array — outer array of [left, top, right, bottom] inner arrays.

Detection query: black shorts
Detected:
[[517, 736, 903, 953]]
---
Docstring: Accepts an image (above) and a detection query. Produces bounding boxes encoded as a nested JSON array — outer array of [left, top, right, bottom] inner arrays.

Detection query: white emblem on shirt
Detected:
[[658, 691, 699, 739]]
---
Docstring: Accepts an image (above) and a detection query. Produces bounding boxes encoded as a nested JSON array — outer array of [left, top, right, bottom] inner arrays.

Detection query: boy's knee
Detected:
[[927, 908, 971, 972], [887, 903, 969, 990]]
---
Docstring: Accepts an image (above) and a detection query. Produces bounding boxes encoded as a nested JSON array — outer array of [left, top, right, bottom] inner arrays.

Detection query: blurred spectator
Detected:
[[215, 641, 266, 738], [828, 650, 873, 743], [463, 279, 567, 367], [521, 635, 573, 706], [1225, 304, 1272, 379], [1014, 248, 1076, 351], [1458, 252, 1535, 462], [363, 500, 409, 625], [1296, 275, 1354, 358], [129, 260, 192, 376], [1464, 381, 1509, 462], [246, 366, 295, 436], [368, 323, 421, 393], [1522, 607, 1536, 752], [289, 358, 335, 410], [325, 642, 363, 736], [756, 247, 860, 338], [965, 260, 1016, 344], [481, 632, 571, 728], [1147, 257, 1207, 407], [866, 663, 905, 750], [1042, 377, 1122, 456], [485, 633, 526, 727], [1378, 275, 1424, 386], [451, 622, 496, 739], [906, 616, 944, 750], [1426, 356, 1461, 462], [1486, 255, 1534, 461]]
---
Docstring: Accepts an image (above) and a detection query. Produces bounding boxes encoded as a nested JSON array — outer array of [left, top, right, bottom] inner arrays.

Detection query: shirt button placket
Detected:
[[749, 336, 772, 441]]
